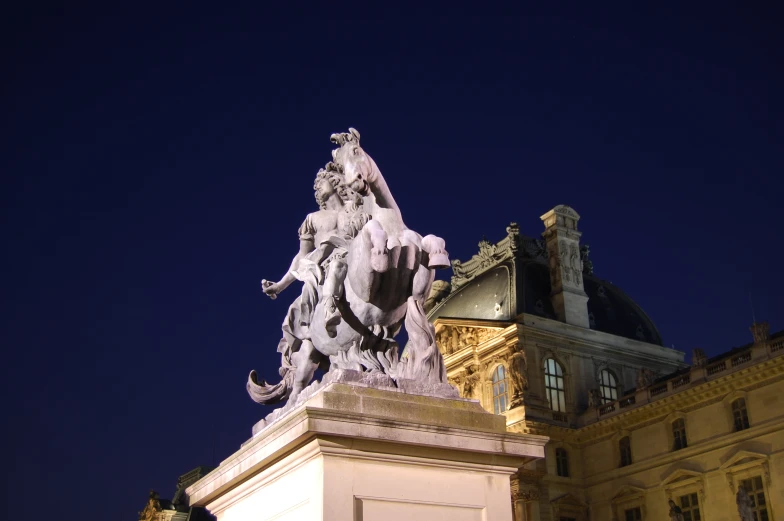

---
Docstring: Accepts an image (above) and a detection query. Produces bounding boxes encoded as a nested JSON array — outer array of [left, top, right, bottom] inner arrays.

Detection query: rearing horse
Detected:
[[248, 129, 450, 406]]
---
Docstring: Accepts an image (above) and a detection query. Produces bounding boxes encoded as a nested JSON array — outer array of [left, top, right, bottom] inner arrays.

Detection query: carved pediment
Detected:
[[720, 449, 768, 471], [661, 468, 704, 490], [551, 493, 586, 507], [721, 449, 771, 491], [612, 485, 646, 503]]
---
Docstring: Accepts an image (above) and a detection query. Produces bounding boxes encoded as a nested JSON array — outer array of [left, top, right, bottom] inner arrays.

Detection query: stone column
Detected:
[[540, 205, 590, 328]]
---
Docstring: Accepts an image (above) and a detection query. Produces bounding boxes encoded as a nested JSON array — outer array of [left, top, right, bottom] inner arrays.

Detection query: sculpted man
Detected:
[[249, 163, 369, 403]]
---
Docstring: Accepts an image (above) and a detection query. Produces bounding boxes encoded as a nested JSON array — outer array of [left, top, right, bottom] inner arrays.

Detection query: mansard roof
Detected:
[[428, 223, 663, 345]]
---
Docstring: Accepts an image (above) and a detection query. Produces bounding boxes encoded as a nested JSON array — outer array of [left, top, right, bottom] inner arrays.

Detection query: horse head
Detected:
[[331, 128, 375, 196]]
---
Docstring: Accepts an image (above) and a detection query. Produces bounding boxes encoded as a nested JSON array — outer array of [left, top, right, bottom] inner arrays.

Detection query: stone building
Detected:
[[138, 467, 216, 521], [428, 205, 784, 521]]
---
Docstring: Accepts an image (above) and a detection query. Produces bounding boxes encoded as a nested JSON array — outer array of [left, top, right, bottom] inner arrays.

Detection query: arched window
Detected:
[[672, 418, 687, 450], [732, 398, 750, 431], [491, 365, 508, 414], [555, 448, 570, 477], [599, 369, 618, 403], [544, 358, 566, 412], [619, 436, 632, 467]]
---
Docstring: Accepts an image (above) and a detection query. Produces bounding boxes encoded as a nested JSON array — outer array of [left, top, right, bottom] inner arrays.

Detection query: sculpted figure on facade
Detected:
[[139, 490, 162, 521], [462, 364, 481, 398], [736, 485, 754, 521], [636, 367, 656, 389], [248, 129, 454, 407], [587, 388, 602, 408], [668, 499, 684, 521], [580, 244, 593, 275], [692, 348, 707, 367], [424, 279, 451, 313], [508, 343, 529, 408]]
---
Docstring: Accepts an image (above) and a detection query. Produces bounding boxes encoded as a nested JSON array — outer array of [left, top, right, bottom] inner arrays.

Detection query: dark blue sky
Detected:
[[3, 4, 782, 520]]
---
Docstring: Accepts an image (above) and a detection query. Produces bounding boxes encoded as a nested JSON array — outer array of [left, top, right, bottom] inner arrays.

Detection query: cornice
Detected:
[[578, 355, 784, 441]]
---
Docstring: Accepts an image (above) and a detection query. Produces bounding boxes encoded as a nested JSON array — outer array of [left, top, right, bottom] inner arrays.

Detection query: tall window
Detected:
[[619, 436, 632, 467], [624, 507, 642, 521], [492, 365, 508, 414], [555, 448, 570, 477], [672, 418, 687, 450], [679, 493, 701, 521], [544, 358, 566, 412], [732, 398, 750, 431], [599, 369, 618, 403], [740, 476, 769, 521]]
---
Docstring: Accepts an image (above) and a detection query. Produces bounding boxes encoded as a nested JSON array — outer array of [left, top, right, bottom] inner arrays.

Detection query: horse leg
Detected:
[[321, 255, 348, 338], [366, 218, 390, 272], [289, 339, 321, 403], [347, 219, 389, 302], [421, 234, 450, 269]]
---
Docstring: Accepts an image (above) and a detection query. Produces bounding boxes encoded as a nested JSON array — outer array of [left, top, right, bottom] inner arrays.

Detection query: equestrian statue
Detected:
[[247, 129, 452, 408]]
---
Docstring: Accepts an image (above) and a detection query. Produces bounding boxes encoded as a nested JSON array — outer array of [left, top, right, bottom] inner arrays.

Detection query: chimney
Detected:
[[540, 205, 589, 328]]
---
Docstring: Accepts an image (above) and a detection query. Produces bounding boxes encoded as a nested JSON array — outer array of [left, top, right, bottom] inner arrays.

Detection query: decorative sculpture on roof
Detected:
[[248, 129, 453, 406], [636, 367, 656, 389], [139, 490, 162, 521], [580, 244, 593, 275]]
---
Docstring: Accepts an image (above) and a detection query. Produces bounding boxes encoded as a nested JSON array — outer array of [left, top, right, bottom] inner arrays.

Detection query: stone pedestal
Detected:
[[187, 382, 547, 521]]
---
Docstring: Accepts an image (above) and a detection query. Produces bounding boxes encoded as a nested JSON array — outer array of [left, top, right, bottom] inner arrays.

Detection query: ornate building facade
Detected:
[[138, 467, 215, 521], [428, 205, 784, 521]]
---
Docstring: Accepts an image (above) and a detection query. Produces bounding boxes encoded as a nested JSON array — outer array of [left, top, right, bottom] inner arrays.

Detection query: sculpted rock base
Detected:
[[251, 369, 459, 436]]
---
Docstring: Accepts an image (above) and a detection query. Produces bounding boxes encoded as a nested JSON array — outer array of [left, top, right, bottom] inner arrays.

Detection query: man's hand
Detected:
[[261, 279, 280, 300]]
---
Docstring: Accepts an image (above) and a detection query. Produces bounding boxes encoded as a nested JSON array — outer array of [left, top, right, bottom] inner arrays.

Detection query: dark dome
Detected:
[[429, 230, 662, 345]]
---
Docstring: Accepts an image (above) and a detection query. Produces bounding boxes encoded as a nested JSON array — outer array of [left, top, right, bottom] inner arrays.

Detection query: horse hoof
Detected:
[[428, 253, 450, 269], [371, 249, 390, 272]]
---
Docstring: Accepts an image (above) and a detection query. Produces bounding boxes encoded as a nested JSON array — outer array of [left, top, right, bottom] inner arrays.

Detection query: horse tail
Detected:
[[397, 296, 447, 383], [246, 369, 293, 404]]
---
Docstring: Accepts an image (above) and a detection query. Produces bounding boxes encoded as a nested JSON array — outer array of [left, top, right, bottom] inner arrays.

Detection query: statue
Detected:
[[508, 344, 528, 408], [692, 348, 707, 367], [580, 244, 593, 275], [139, 490, 162, 521], [248, 129, 454, 408], [587, 389, 602, 408], [636, 367, 655, 389], [736, 485, 754, 521], [424, 280, 451, 313], [462, 364, 481, 398], [668, 499, 684, 521]]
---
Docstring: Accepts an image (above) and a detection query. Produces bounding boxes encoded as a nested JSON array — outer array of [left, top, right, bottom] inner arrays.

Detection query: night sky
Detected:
[[3, 4, 782, 520]]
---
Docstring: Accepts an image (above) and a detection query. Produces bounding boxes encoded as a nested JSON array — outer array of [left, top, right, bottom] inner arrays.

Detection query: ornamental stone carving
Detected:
[[692, 348, 707, 367], [750, 321, 770, 344], [138, 490, 162, 521], [450, 222, 547, 290], [636, 367, 656, 389], [462, 364, 482, 399], [588, 388, 602, 408], [435, 325, 501, 355], [580, 243, 594, 275], [508, 342, 529, 409], [424, 280, 451, 313]]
